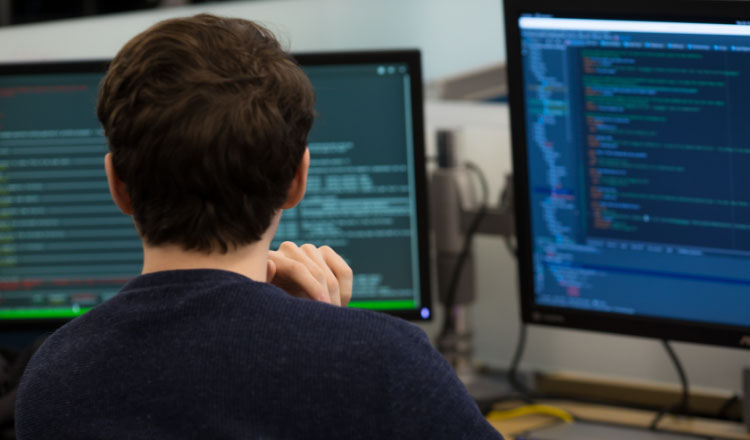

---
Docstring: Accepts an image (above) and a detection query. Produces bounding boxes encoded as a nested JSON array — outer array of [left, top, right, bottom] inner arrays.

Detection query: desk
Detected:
[[488, 400, 750, 440]]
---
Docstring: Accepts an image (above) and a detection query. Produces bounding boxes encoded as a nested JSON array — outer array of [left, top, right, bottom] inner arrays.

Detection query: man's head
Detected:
[[97, 14, 315, 253]]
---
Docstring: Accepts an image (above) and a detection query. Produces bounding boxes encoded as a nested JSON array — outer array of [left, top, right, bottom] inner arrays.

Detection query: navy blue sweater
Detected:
[[16, 269, 502, 439]]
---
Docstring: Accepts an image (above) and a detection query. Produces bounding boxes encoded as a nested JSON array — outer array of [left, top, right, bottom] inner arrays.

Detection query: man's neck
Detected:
[[141, 241, 270, 282], [140, 211, 281, 282]]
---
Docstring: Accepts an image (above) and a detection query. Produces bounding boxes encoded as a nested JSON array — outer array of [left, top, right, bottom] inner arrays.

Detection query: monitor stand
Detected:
[[523, 421, 707, 440]]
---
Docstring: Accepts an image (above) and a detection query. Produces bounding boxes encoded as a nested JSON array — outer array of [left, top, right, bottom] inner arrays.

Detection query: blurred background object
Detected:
[[0, 0, 244, 27]]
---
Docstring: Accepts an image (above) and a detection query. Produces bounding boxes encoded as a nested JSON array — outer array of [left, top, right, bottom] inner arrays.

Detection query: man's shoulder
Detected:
[[55, 269, 428, 354], [18, 269, 502, 440], [27, 268, 436, 384]]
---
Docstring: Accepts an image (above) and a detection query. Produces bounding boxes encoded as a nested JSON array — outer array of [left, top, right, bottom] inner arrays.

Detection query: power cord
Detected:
[[440, 161, 490, 336], [498, 174, 516, 257], [649, 339, 690, 430], [507, 322, 535, 401], [716, 394, 739, 420]]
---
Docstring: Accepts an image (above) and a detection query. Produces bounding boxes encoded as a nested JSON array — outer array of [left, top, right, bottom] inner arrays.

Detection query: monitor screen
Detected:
[[0, 50, 431, 327], [279, 52, 430, 320], [505, 0, 750, 348]]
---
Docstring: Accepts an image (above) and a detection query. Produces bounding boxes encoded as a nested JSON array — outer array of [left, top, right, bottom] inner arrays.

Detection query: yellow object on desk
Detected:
[[488, 400, 750, 440], [487, 404, 575, 424]]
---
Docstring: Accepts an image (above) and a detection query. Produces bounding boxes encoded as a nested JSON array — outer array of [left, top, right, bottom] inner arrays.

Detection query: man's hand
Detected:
[[267, 242, 353, 307]]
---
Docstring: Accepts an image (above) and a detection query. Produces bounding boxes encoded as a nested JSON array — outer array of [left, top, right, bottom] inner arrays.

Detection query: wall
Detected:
[[0, 0, 747, 396], [0, 0, 505, 82]]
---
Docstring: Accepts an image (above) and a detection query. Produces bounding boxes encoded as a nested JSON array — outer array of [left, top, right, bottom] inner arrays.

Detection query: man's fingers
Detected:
[[301, 244, 341, 306], [268, 242, 352, 308], [268, 250, 329, 303], [320, 246, 353, 307], [278, 242, 326, 285], [266, 258, 276, 283]]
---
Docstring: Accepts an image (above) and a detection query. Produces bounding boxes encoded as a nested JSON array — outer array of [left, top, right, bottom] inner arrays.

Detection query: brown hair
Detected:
[[97, 14, 315, 252]]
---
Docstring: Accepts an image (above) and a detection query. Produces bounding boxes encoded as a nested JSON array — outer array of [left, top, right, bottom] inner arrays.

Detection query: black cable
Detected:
[[498, 175, 517, 257], [664, 340, 690, 415], [507, 322, 535, 401], [496, 177, 529, 401], [440, 161, 489, 336], [716, 394, 739, 420], [649, 339, 690, 430], [649, 402, 670, 429]]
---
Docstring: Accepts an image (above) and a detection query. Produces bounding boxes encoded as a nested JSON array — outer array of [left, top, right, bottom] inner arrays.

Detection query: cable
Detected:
[[716, 394, 739, 420], [498, 174, 517, 257], [649, 339, 690, 431], [496, 175, 529, 400], [664, 339, 690, 415], [440, 161, 489, 336], [507, 322, 535, 401]]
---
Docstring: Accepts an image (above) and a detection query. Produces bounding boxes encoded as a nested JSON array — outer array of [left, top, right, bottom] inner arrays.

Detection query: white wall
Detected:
[[0, 0, 505, 81], [1, 0, 747, 396]]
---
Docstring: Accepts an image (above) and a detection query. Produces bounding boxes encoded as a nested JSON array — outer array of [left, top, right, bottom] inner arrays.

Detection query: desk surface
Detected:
[[488, 400, 750, 440]]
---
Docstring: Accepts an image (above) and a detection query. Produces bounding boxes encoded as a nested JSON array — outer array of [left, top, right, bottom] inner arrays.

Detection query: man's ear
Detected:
[[282, 148, 310, 209], [104, 153, 134, 215]]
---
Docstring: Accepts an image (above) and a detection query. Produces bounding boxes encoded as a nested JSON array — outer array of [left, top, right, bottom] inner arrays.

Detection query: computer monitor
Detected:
[[278, 51, 430, 320], [504, 0, 750, 349], [0, 50, 431, 328]]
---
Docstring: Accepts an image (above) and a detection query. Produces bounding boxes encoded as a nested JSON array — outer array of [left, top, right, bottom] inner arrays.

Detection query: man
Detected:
[[15, 14, 503, 439]]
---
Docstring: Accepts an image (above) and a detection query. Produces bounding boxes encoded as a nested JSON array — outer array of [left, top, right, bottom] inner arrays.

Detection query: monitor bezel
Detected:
[[0, 51, 432, 327], [504, 0, 750, 349], [294, 50, 432, 321]]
